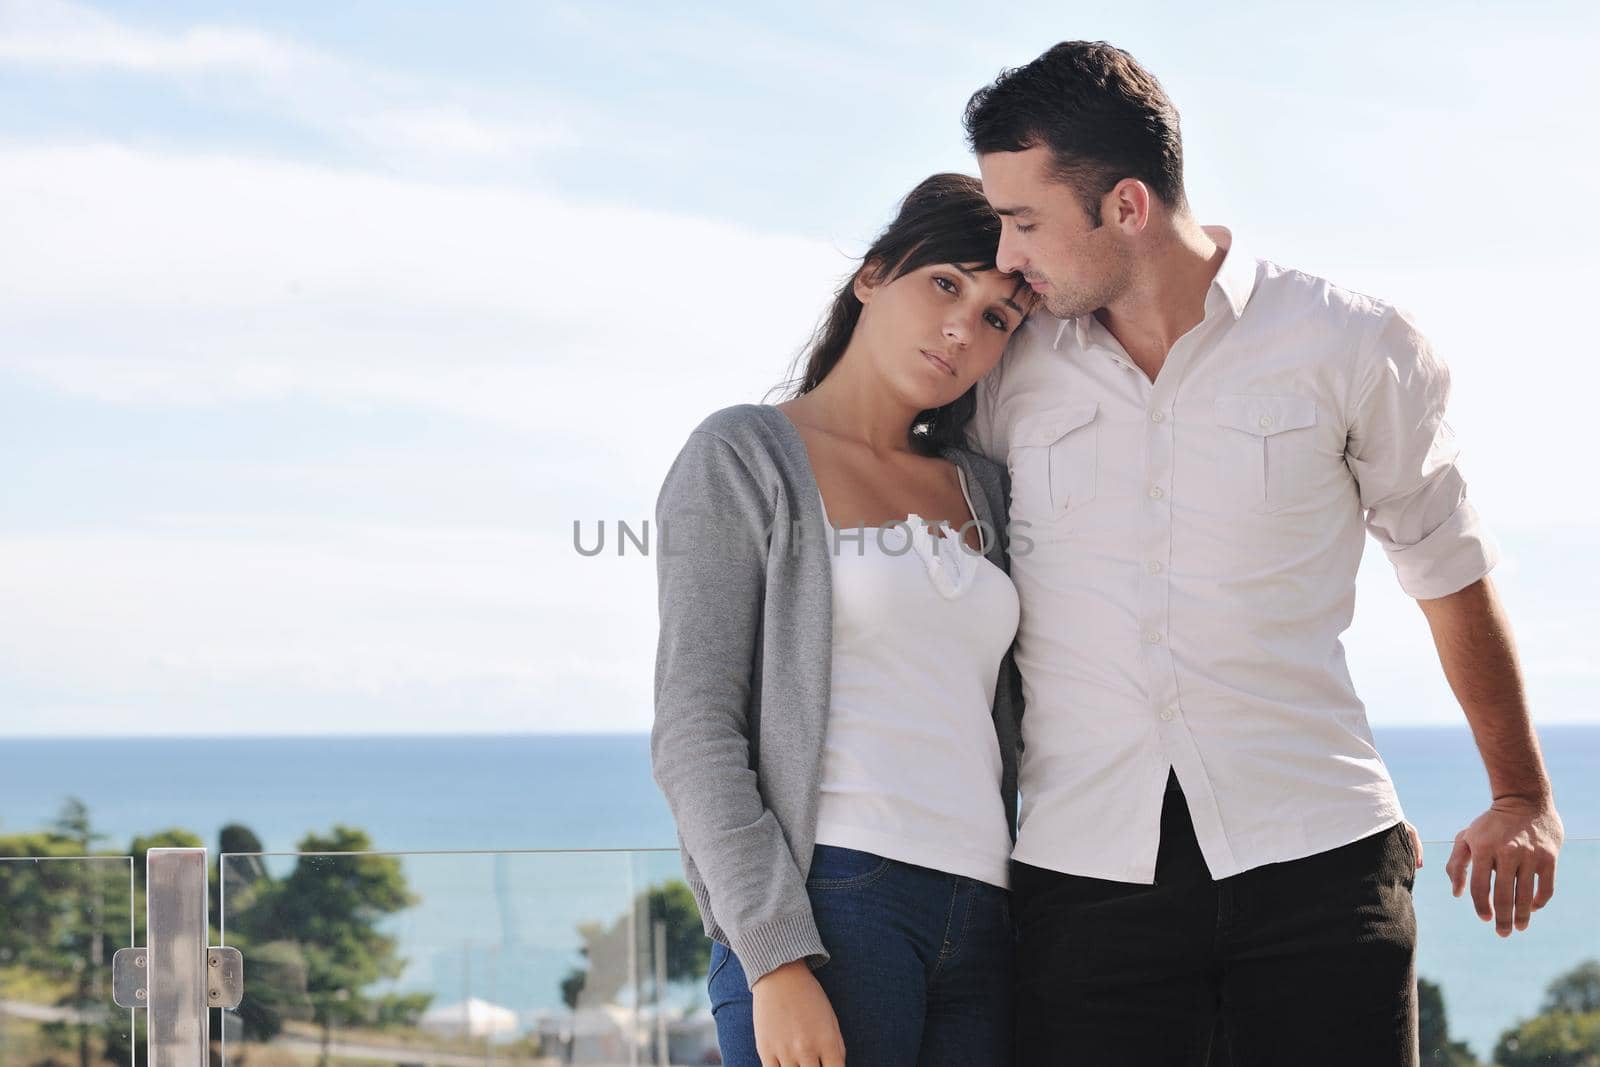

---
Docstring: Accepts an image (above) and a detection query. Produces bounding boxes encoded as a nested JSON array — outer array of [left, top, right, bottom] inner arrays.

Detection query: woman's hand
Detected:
[[1405, 820, 1424, 869], [751, 959, 846, 1066]]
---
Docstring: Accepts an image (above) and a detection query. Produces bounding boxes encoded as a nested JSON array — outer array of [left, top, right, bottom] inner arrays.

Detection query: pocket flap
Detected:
[[1013, 403, 1098, 447], [1214, 394, 1316, 437]]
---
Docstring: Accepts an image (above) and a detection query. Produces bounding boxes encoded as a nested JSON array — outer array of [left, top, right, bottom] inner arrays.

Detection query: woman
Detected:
[[652, 173, 1033, 1067]]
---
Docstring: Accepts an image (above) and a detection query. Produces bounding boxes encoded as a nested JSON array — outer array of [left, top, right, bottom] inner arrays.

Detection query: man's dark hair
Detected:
[[964, 41, 1186, 224]]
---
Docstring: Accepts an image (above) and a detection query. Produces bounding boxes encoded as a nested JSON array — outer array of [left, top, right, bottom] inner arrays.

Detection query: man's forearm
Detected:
[[1415, 575, 1553, 807]]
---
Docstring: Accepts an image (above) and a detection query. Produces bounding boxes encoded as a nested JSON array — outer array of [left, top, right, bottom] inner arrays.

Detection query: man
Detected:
[[962, 41, 1564, 1066]]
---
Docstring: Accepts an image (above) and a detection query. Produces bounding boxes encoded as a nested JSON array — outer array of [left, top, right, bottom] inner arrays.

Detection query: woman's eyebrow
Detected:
[[947, 265, 1024, 315], [1004, 277, 1035, 314]]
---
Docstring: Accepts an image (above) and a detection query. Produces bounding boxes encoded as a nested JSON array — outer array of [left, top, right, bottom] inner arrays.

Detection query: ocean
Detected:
[[1, 728, 1596, 1060]]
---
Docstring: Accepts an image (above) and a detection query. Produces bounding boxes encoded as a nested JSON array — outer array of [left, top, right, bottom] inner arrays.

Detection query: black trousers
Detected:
[[1013, 769, 1419, 1066]]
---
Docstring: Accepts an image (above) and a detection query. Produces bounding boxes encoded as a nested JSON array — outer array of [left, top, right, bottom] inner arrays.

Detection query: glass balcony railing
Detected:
[[204, 839, 1594, 1067], [1, 840, 1593, 1065], [218, 847, 702, 1066], [0, 855, 137, 1067]]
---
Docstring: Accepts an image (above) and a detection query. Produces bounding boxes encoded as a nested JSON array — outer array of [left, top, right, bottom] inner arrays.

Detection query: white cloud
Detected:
[[1343, 528, 1600, 726], [0, 142, 842, 449], [0, 143, 848, 735], [0, 0, 574, 167], [6, 138, 1588, 527], [354, 107, 566, 159], [0, 518, 660, 734], [0, 0, 310, 74]]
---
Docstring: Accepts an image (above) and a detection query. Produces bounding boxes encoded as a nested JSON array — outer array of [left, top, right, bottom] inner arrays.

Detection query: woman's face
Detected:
[[853, 260, 1032, 411]]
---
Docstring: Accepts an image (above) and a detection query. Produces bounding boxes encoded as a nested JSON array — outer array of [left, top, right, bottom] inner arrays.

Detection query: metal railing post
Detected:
[[114, 849, 243, 1064], [146, 848, 209, 1067]]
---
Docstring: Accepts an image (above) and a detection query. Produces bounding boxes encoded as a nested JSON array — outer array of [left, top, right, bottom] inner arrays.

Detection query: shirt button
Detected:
[[1258, 415, 1274, 429], [1145, 631, 1163, 645], [1148, 486, 1165, 500], [1146, 560, 1163, 574], [1159, 708, 1175, 722], [1150, 411, 1166, 423]]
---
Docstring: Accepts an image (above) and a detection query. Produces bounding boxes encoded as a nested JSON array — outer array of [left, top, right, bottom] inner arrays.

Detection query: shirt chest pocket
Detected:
[[1006, 404, 1099, 521], [1213, 394, 1319, 514]]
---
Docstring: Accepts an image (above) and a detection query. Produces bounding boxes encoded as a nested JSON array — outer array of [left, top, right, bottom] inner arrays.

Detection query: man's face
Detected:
[[977, 145, 1132, 320]]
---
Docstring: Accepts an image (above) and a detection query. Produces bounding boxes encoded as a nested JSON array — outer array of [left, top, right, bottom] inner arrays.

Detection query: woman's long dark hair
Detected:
[[769, 173, 1010, 456]]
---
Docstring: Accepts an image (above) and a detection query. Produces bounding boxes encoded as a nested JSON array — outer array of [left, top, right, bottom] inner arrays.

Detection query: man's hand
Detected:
[[1445, 797, 1563, 937], [752, 958, 846, 1066], [1404, 821, 1424, 870], [1414, 577, 1561, 937]]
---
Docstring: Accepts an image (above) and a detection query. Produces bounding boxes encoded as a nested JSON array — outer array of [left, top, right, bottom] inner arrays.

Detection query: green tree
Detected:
[[228, 938, 313, 1044], [559, 967, 586, 1011], [5, 810, 425, 1064], [1493, 958, 1600, 1067], [373, 991, 432, 1027], [1418, 977, 1480, 1067], [51, 799, 105, 853], [0, 799, 129, 1067], [0, 829, 81, 1067], [554, 881, 708, 1066], [49, 800, 122, 1067], [1493, 1010, 1600, 1067], [1545, 962, 1600, 1016], [213, 823, 271, 936], [228, 825, 419, 1066], [0, 830, 65, 967], [645, 881, 711, 985], [217, 825, 270, 893], [562, 880, 710, 1007], [206, 822, 314, 1045]]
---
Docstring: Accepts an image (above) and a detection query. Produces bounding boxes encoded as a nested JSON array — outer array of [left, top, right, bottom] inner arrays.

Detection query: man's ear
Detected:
[[852, 257, 890, 304], [1106, 178, 1152, 234]]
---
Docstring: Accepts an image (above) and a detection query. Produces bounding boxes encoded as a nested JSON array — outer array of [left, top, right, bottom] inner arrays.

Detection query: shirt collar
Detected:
[[1207, 225, 1256, 320], [1051, 225, 1257, 351]]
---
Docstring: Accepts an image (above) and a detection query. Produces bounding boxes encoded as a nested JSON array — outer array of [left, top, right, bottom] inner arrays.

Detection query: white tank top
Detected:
[[813, 465, 1021, 888]]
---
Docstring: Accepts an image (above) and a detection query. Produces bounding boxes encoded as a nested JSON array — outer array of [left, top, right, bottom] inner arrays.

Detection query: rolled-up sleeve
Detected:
[[651, 430, 826, 986], [1345, 304, 1500, 599]]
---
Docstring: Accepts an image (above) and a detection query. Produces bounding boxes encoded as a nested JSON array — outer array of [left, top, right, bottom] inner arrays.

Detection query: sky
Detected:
[[2, 0, 1596, 736]]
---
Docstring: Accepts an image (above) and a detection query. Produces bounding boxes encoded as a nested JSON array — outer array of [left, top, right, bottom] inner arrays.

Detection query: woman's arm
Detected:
[[651, 428, 829, 985]]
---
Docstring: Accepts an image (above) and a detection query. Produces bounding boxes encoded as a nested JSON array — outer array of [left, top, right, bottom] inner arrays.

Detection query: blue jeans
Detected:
[[706, 844, 1013, 1066]]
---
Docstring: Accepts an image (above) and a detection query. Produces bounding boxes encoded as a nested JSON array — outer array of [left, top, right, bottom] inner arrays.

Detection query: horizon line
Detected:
[[7, 722, 1600, 743]]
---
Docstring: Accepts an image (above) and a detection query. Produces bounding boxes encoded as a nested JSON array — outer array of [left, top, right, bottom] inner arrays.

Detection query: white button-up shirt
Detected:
[[967, 227, 1499, 883]]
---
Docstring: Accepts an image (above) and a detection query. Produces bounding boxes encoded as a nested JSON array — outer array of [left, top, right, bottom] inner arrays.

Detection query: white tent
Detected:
[[666, 1007, 719, 1063], [419, 996, 520, 1039], [525, 1005, 632, 1060]]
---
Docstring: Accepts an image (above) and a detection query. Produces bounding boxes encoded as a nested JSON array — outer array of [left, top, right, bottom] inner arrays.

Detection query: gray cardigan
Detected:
[[650, 402, 1025, 990]]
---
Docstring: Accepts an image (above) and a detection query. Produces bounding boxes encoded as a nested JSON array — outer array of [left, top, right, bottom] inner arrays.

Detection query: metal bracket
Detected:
[[111, 946, 244, 1011], [207, 946, 244, 1010], [111, 947, 147, 1009]]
